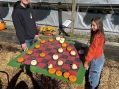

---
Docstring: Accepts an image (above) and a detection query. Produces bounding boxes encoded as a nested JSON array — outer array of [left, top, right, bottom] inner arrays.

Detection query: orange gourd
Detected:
[[49, 38, 54, 42], [61, 43, 67, 48], [67, 46, 72, 52], [39, 52, 46, 57], [63, 72, 70, 78], [35, 44, 40, 48], [69, 75, 77, 82], [17, 57, 24, 63], [44, 32, 52, 36], [27, 50, 33, 55], [56, 71, 62, 76], [48, 68, 56, 74], [40, 40, 46, 44], [0, 22, 6, 31]]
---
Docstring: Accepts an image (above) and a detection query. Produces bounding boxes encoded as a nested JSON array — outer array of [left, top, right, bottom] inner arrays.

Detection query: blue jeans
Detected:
[[25, 39, 37, 48], [89, 54, 105, 89]]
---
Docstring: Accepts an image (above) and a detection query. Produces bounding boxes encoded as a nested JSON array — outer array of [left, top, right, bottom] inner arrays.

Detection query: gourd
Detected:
[[0, 22, 6, 31], [69, 75, 77, 82], [49, 38, 54, 42], [56, 71, 62, 76], [27, 50, 33, 55], [61, 43, 67, 48], [63, 72, 70, 78], [48, 68, 56, 74], [39, 52, 46, 58], [34, 44, 40, 48], [40, 40, 46, 44], [67, 46, 72, 52], [17, 57, 24, 63]]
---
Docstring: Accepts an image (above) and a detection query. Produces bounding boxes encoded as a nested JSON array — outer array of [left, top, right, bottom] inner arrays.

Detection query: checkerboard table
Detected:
[[8, 36, 86, 84]]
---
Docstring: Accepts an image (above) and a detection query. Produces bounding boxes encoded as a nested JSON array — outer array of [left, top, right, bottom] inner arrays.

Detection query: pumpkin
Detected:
[[0, 22, 6, 31], [48, 64, 53, 69], [67, 46, 72, 52], [63, 72, 70, 78], [52, 54, 59, 60], [72, 64, 78, 70], [44, 32, 52, 36], [17, 57, 24, 63], [58, 48, 63, 53], [59, 38, 65, 43], [39, 52, 46, 57], [57, 60, 63, 66], [70, 50, 76, 56], [49, 38, 54, 42], [40, 40, 46, 44], [69, 75, 77, 82], [31, 60, 37, 65], [48, 68, 56, 74], [34, 44, 40, 48], [56, 71, 62, 76], [61, 43, 67, 48], [27, 50, 33, 55], [56, 36, 60, 41]]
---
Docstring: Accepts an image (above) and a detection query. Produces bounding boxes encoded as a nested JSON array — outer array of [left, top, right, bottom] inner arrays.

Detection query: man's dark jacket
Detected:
[[12, 1, 38, 44]]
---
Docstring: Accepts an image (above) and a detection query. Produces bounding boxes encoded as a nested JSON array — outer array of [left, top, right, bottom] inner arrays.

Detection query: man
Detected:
[[12, 0, 39, 51]]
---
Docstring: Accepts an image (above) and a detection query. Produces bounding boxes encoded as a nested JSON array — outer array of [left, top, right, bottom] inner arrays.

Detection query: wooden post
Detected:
[[71, 0, 76, 37]]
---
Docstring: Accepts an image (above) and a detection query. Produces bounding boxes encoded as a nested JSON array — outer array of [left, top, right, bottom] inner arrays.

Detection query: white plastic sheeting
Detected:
[[76, 12, 119, 33], [35, 10, 119, 33], [78, 0, 119, 4], [1, 7, 119, 33], [0, 0, 119, 4]]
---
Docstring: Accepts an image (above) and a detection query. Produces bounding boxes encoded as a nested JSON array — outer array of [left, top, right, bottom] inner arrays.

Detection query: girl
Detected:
[[84, 17, 105, 89]]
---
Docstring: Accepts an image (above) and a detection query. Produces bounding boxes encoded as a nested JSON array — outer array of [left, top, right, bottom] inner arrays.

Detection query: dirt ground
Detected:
[[0, 29, 119, 89]]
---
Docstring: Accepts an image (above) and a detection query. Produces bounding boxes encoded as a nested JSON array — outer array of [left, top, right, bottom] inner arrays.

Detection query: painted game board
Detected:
[[8, 36, 86, 85]]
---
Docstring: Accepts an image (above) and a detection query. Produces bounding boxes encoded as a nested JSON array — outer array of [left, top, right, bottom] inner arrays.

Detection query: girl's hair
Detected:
[[90, 17, 105, 43]]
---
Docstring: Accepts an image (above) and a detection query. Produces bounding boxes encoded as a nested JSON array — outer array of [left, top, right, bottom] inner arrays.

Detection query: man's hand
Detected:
[[21, 43, 28, 51], [34, 35, 41, 41], [35, 35, 39, 38]]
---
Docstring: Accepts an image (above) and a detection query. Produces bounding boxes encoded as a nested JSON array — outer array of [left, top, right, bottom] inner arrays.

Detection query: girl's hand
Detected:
[[21, 43, 28, 51], [84, 62, 89, 70]]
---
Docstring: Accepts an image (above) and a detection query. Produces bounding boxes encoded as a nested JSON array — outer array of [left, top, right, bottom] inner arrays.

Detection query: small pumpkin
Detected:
[[52, 54, 59, 60], [56, 71, 62, 76], [40, 40, 46, 44], [34, 44, 40, 48], [48, 68, 56, 74], [44, 32, 52, 36], [31, 60, 37, 66], [63, 72, 70, 78], [69, 75, 77, 82], [67, 46, 72, 52], [48, 64, 53, 69], [49, 38, 54, 42], [56, 36, 60, 41], [17, 57, 24, 63], [39, 52, 46, 57], [27, 50, 33, 55], [61, 43, 67, 48], [59, 38, 65, 43], [58, 48, 63, 53], [70, 50, 76, 56], [0, 22, 6, 31]]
